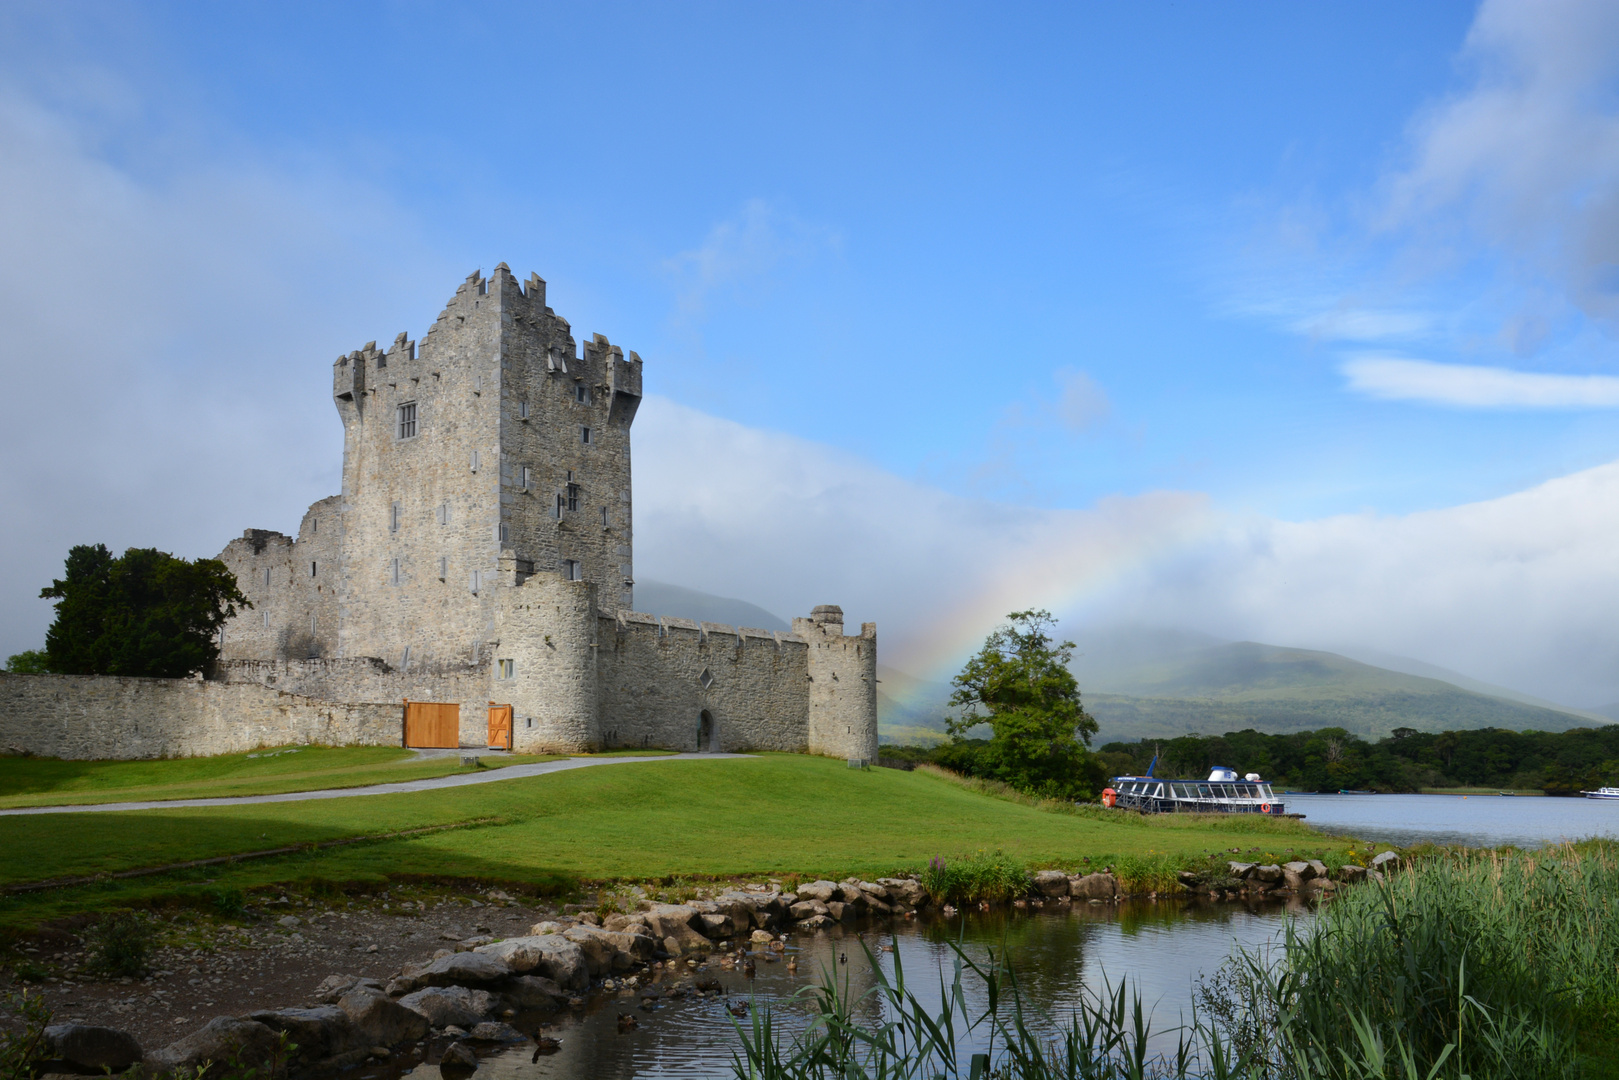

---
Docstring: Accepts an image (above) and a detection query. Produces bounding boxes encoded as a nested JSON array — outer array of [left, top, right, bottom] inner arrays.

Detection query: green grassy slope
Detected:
[[0, 755, 1323, 921], [0, 746, 561, 808]]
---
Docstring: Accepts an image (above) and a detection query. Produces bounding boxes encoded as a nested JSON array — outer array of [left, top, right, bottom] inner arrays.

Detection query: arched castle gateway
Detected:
[[213, 265, 878, 759]]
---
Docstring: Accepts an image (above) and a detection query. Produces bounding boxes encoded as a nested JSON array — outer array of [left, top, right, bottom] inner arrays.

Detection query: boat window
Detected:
[[1260, 784, 1274, 799], [1198, 783, 1212, 798], [1154, 783, 1165, 798]]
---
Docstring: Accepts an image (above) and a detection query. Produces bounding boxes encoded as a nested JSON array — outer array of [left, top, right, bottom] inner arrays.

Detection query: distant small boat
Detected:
[[1338, 789, 1373, 795], [1581, 787, 1619, 800], [1498, 791, 1515, 797]]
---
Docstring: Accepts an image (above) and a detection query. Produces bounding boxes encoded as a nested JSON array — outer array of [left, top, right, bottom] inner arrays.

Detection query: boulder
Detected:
[[244, 1007, 351, 1063], [826, 901, 851, 922], [1227, 862, 1256, 879], [1032, 870, 1070, 898], [475, 935, 588, 992], [603, 912, 650, 934], [1371, 851, 1400, 871], [789, 900, 829, 920], [502, 975, 564, 1011], [468, 1022, 524, 1043], [43, 1024, 142, 1073], [659, 923, 713, 956], [750, 929, 776, 943], [146, 1017, 282, 1076], [855, 880, 890, 901], [796, 914, 834, 930], [438, 1041, 478, 1076], [639, 904, 703, 940], [338, 990, 430, 1047], [1282, 861, 1315, 889], [417, 950, 512, 989], [601, 929, 658, 964], [1336, 864, 1367, 883], [1252, 864, 1283, 883], [1068, 873, 1119, 901], [398, 987, 496, 1029], [796, 880, 838, 903], [698, 913, 733, 938], [877, 878, 929, 908], [312, 974, 382, 1004], [562, 927, 619, 976], [835, 882, 866, 904], [1306, 860, 1329, 879], [1176, 870, 1202, 888], [861, 893, 895, 915], [1366, 868, 1386, 884]]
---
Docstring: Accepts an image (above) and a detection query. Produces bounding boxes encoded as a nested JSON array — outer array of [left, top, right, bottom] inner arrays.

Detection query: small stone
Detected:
[[278, 916, 301, 928], [367, 944, 379, 953]]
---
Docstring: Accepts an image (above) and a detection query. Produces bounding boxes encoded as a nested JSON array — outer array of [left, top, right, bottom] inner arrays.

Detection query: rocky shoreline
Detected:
[[18, 856, 1401, 1078]]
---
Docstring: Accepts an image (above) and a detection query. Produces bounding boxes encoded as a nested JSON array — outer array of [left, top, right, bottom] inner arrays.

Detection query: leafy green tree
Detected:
[[3, 650, 50, 674], [39, 544, 251, 678], [946, 609, 1102, 799]]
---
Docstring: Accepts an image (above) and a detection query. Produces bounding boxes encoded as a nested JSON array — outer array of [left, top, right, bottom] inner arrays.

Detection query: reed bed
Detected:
[[731, 842, 1619, 1079]]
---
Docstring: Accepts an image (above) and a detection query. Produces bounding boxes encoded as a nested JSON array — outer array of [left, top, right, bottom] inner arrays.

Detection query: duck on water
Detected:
[[1102, 759, 1293, 816]]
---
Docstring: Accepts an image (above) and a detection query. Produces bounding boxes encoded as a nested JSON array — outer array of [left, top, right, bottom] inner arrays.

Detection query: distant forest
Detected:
[[1093, 726, 1619, 794]]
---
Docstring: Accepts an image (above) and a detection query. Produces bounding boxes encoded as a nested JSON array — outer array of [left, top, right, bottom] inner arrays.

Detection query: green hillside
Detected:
[[877, 640, 1597, 744]]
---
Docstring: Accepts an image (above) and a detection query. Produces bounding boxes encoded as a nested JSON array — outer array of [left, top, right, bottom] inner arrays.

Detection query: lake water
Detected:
[[440, 899, 1306, 1080], [1284, 792, 1619, 848]]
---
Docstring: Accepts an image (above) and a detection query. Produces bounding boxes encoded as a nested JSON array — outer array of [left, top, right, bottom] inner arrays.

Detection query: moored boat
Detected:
[[1103, 766, 1286, 815], [1581, 786, 1619, 800]]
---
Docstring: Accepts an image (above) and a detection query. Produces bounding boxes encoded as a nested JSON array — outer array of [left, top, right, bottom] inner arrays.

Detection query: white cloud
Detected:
[[635, 395, 1619, 708], [0, 84, 443, 657], [1054, 368, 1111, 431], [661, 199, 840, 320], [1341, 355, 1619, 407]]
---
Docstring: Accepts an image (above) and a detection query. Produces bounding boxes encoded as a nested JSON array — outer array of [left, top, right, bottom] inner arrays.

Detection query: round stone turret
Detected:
[[811, 604, 844, 625]]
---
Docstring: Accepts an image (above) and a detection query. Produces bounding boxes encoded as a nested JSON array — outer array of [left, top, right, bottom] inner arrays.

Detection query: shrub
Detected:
[[87, 911, 154, 977], [916, 852, 1030, 906]]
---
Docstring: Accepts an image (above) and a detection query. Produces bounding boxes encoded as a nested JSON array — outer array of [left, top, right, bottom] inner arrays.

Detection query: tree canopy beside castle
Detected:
[[26, 544, 250, 678], [935, 609, 1105, 799]]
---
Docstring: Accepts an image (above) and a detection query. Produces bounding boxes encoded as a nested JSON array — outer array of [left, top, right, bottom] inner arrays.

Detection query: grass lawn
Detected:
[[0, 746, 564, 808], [0, 754, 1342, 927]]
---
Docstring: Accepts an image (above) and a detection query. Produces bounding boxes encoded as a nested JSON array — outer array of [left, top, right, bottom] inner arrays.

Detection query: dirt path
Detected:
[[0, 752, 752, 816]]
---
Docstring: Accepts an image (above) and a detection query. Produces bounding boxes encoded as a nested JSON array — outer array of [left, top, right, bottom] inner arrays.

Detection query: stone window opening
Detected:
[[566, 482, 579, 512], [562, 559, 581, 581], [390, 501, 401, 533], [518, 401, 530, 420], [397, 402, 418, 440], [554, 493, 564, 518], [263, 568, 271, 587], [437, 502, 450, 525], [580, 425, 591, 445], [699, 668, 715, 690], [520, 465, 532, 490], [698, 710, 715, 752], [261, 611, 270, 628], [401, 646, 411, 670], [390, 558, 401, 586], [575, 384, 589, 404], [498, 658, 515, 680], [310, 561, 317, 577], [312, 517, 317, 533], [600, 506, 608, 528], [499, 522, 510, 544], [470, 449, 480, 472], [470, 569, 482, 594], [438, 556, 447, 581]]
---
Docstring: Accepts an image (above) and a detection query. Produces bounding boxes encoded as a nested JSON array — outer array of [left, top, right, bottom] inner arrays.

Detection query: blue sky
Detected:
[[4, 1, 1619, 704]]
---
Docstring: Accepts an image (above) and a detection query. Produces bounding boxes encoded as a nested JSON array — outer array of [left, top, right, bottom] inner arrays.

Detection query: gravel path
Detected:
[[0, 752, 752, 816]]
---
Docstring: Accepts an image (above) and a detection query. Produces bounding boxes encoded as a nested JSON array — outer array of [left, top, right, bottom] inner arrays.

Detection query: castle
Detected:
[[211, 265, 879, 759]]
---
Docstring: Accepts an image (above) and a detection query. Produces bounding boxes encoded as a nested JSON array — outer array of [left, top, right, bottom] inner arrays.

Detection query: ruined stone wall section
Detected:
[[218, 497, 341, 662], [594, 614, 811, 753], [0, 673, 399, 761], [493, 575, 600, 753], [796, 607, 880, 761], [332, 272, 506, 669]]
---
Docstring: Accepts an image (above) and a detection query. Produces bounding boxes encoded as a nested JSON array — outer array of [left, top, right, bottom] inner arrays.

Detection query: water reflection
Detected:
[[440, 898, 1304, 1080]]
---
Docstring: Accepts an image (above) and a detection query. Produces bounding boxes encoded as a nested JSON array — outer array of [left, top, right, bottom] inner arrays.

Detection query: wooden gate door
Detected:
[[487, 703, 513, 750], [403, 700, 460, 749]]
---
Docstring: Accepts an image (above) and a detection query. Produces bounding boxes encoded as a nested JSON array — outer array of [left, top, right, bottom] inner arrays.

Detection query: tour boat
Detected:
[[1103, 764, 1286, 815], [1581, 787, 1619, 800]]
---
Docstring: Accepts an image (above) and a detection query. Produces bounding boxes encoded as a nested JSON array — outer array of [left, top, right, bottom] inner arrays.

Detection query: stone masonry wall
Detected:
[[0, 673, 400, 761], [595, 613, 811, 753], [796, 606, 880, 762]]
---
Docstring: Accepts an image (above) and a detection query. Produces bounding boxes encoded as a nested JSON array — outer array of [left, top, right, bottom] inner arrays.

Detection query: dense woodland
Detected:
[[1092, 725, 1619, 794]]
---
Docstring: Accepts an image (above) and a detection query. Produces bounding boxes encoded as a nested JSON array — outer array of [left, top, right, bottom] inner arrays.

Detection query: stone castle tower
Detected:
[[216, 266, 879, 760]]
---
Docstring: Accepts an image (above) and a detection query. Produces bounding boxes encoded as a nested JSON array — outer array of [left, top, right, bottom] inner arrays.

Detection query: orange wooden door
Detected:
[[404, 701, 460, 748], [487, 703, 513, 750]]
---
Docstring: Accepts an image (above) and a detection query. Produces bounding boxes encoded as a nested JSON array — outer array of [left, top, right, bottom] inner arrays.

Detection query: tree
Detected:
[[3, 650, 50, 674], [946, 609, 1102, 799], [39, 544, 251, 678]]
